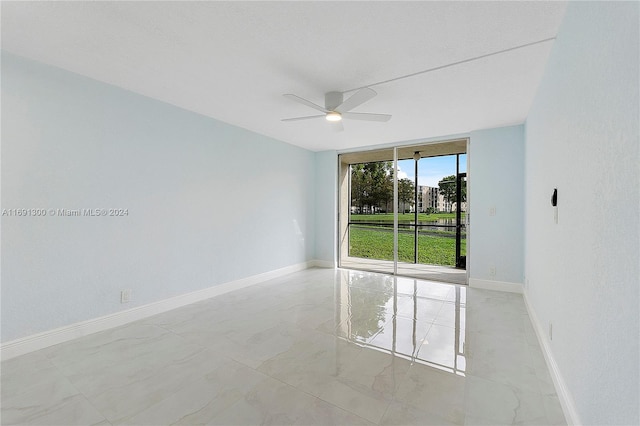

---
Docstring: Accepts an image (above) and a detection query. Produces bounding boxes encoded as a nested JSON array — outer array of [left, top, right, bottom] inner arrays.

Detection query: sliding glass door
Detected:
[[338, 140, 469, 285]]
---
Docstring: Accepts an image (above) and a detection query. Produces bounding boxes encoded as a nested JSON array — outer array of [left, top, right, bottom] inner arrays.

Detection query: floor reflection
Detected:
[[336, 269, 466, 375], [2, 267, 566, 425]]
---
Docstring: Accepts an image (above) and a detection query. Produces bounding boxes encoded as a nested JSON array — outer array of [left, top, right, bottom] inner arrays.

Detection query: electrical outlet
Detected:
[[489, 206, 496, 216], [489, 266, 496, 277], [121, 289, 132, 303], [549, 322, 553, 341]]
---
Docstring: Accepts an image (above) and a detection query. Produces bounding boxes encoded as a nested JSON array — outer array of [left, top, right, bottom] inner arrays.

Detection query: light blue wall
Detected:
[[314, 150, 338, 265], [1, 53, 316, 342], [524, 2, 639, 425], [469, 125, 525, 285]]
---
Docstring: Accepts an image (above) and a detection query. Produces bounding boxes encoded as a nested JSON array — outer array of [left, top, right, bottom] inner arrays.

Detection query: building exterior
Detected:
[[418, 185, 457, 213]]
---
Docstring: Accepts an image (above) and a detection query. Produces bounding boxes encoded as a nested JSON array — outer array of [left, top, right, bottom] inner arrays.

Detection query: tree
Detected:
[[350, 161, 394, 214], [366, 161, 393, 213], [350, 164, 366, 213], [457, 178, 467, 209], [398, 178, 415, 213], [438, 175, 467, 212], [438, 175, 456, 212]]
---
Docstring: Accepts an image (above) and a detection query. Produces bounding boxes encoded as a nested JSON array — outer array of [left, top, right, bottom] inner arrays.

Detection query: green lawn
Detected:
[[349, 226, 466, 266]]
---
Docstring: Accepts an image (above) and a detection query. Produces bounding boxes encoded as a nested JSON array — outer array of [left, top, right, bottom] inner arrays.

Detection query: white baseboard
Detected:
[[523, 291, 581, 426], [1, 261, 316, 361], [468, 278, 523, 293], [310, 259, 335, 268]]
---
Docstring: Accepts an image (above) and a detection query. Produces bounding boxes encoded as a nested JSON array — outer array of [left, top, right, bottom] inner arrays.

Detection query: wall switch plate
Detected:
[[489, 207, 496, 216], [121, 289, 132, 303], [489, 266, 496, 277], [549, 322, 553, 340]]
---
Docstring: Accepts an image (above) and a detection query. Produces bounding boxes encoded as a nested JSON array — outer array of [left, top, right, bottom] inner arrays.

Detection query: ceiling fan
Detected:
[[281, 88, 391, 130]]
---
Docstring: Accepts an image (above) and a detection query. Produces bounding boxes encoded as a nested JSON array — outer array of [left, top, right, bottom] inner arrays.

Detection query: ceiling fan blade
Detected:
[[342, 112, 392, 122], [281, 115, 325, 122], [283, 94, 327, 113], [335, 87, 377, 113]]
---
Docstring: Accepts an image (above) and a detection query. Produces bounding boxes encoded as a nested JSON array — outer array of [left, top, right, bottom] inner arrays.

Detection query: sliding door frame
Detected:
[[337, 137, 470, 284]]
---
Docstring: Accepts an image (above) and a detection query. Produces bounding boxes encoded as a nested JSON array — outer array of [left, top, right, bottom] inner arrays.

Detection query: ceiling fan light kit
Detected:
[[325, 111, 342, 122], [282, 87, 391, 130]]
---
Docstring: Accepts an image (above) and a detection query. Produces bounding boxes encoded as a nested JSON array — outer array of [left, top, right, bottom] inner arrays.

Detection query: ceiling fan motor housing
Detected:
[[325, 91, 344, 111]]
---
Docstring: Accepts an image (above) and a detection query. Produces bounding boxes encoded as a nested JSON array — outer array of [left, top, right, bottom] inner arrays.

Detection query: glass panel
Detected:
[[415, 155, 458, 267], [339, 142, 468, 285], [349, 160, 396, 263]]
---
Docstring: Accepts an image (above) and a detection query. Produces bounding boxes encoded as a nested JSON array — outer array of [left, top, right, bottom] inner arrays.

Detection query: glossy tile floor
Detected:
[[1, 268, 565, 425], [340, 257, 468, 285]]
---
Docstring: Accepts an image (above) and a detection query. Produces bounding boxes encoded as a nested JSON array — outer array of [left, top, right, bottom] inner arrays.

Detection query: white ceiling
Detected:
[[1, 1, 567, 152]]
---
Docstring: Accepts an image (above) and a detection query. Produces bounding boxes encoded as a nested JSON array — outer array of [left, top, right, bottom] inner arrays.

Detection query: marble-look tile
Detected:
[[395, 277, 422, 295], [345, 272, 396, 293], [258, 332, 361, 397], [418, 323, 461, 368], [1, 351, 62, 400], [217, 310, 288, 344], [535, 366, 558, 397], [273, 301, 336, 332], [90, 348, 228, 424], [297, 397, 375, 425], [317, 377, 390, 424], [165, 309, 302, 368], [368, 316, 432, 359], [160, 319, 235, 352], [394, 364, 466, 425], [466, 290, 527, 318], [1, 376, 107, 425], [43, 323, 175, 371], [56, 335, 207, 400], [123, 360, 265, 425], [527, 342, 559, 397], [337, 347, 412, 401], [433, 300, 466, 329], [465, 307, 528, 337], [522, 316, 540, 347], [416, 297, 446, 321], [208, 376, 317, 425], [395, 294, 442, 321], [543, 394, 566, 425], [336, 311, 390, 345], [1, 350, 49, 374], [464, 414, 501, 425], [315, 316, 344, 335], [1, 268, 564, 426], [141, 300, 220, 329], [147, 311, 238, 340], [381, 401, 462, 425], [12, 395, 108, 426], [465, 331, 541, 394], [345, 291, 395, 310], [417, 282, 457, 302], [217, 321, 308, 369], [464, 375, 549, 425]]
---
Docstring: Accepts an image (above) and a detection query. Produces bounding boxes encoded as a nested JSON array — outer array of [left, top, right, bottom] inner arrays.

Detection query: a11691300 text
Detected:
[[1, 208, 129, 217]]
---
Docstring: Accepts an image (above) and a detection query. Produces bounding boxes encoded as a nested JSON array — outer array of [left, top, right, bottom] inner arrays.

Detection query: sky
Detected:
[[397, 154, 467, 188]]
